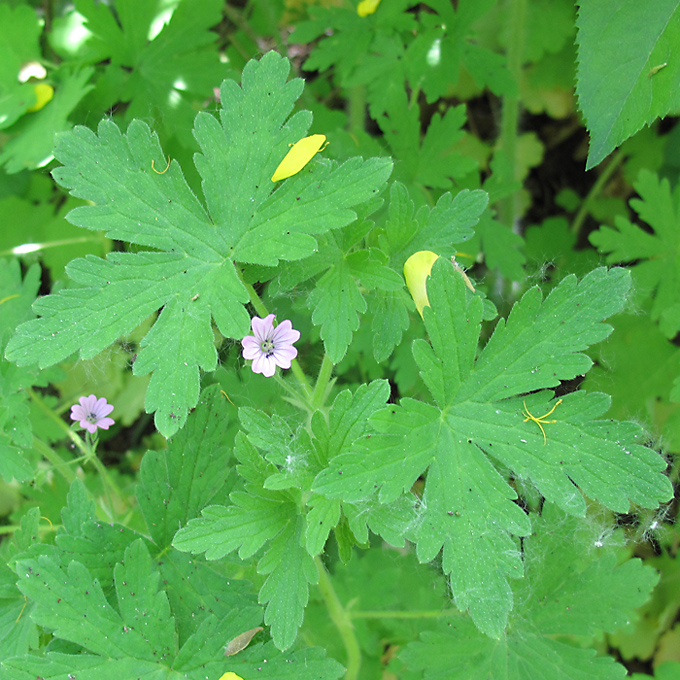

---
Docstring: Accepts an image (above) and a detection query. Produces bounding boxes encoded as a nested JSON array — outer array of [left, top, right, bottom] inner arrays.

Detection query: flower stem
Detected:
[[350, 608, 459, 619], [32, 436, 76, 483], [571, 149, 625, 237], [30, 389, 121, 521], [30, 389, 88, 457], [311, 354, 334, 410], [315, 556, 361, 680], [86, 449, 119, 522], [496, 0, 527, 231]]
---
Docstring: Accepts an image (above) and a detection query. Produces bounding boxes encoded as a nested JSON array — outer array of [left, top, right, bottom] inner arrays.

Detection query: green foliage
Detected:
[[314, 260, 672, 638], [5, 51, 392, 436], [173, 380, 398, 650], [1, 390, 342, 679], [1, 1, 679, 678], [576, 0, 680, 169], [590, 170, 680, 338], [397, 506, 658, 679], [0, 260, 44, 482]]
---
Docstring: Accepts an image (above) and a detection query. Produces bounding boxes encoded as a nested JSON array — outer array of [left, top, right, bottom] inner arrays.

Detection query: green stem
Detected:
[[350, 608, 458, 619], [347, 85, 366, 135], [496, 0, 527, 230], [315, 557, 361, 680], [30, 389, 88, 457], [311, 354, 334, 410], [571, 150, 625, 237], [87, 451, 119, 522], [30, 389, 121, 520], [32, 437, 77, 483], [0, 236, 103, 258]]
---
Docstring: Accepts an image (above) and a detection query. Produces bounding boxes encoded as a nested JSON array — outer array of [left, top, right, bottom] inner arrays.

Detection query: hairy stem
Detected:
[[30, 389, 88, 457], [571, 150, 625, 237], [350, 608, 459, 619], [311, 354, 334, 410], [32, 436, 76, 483], [497, 0, 527, 230], [315, 557, 361, 680]]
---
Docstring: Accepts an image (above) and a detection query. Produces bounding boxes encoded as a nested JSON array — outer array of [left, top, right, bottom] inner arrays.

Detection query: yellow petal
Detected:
[[404, 251, 439, 317], [218, 673, 245, 680], [358, 0, 382, 17], [26, 83, 54, 112], [271, 134, 327, 182]]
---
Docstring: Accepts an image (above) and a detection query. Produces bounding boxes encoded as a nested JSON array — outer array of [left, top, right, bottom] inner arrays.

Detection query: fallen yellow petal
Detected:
[[218, 673, 245, 680], [358, 0, 382, 17], [26, 83, 54, 112], [404, 250, 439, 317], [271, 134, 326, 182]]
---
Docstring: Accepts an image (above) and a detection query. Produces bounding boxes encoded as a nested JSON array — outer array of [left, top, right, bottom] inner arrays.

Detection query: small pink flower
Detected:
[[70, 395, 115, 434], [241, 314, 300, 378]]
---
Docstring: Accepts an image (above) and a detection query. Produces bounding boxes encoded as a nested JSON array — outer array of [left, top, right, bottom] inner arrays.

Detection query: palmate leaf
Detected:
[[590, 169, 680, 338], [174, 381, 399, 650], [314, 259, 672, 638], [173, 431, 316, 651], [137, 384, 233, 549], [75, 0, 226, 144], [576, 0, 680, 169], [398, 505, 658, 679], [5, 51, 392, 436], [5, 535, 339, 680]]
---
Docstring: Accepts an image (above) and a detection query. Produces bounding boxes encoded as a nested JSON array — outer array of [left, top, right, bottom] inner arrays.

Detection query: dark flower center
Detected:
[[86, 412, 98, 424], [261, 339, 275, 358]]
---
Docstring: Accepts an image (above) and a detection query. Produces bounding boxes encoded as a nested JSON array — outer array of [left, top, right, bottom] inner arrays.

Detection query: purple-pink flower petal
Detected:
[[241, 314, 300, 378], [70, 394, 115, 433]]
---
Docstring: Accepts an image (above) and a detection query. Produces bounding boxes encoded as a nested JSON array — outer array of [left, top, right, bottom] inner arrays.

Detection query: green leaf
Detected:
[[370, 288, 413, 363], [137, 385, 233, 548], [476, 211, 525, 280], [590, 169, 680, 338], [75, 0, 226, 143], [54, 481, 143, 592], [6, 52, 391, 436], [314, 260, 672, 638], [17, 540, 176, 662], [0, 67, 94, 174], [378, 88, 477, 191], [398, 505, 656, 679], [310, 259, 367, 364], [0, 4, 43, 130], [576, 0, 680, 168], [584, 311, 680, 451], [158, 551, 261, 663], [312, 380, 391, 466], [258, 516, 318, 650], [381, 181, 488, 269]]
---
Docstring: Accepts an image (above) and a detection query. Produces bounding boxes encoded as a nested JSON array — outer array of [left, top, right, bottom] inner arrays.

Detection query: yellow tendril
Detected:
[[522, 399, 563, 445], [151, 156, 171, 174], [220, 390, 235, 407]]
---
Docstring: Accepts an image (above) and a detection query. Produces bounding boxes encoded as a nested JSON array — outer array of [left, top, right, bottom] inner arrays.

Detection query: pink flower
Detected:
[[70, 395, 115, 434], [241, 314, 300, 378]]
